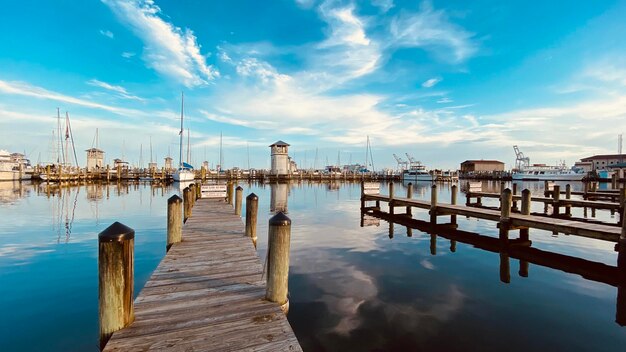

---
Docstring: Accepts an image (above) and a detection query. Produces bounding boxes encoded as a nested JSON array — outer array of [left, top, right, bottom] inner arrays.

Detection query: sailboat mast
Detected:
[[57, 108, 63, 166], [179, 92, 184, 168]]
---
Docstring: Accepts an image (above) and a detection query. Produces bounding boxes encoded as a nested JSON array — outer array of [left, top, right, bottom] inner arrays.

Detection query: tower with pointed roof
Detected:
[[269, 140, 290, 175]]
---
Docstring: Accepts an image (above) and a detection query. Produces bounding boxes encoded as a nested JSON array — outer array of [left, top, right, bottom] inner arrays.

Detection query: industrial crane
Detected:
[[405, 153, 419, 167], [513, 145, 530, 170], [393, 153, 409, 172]]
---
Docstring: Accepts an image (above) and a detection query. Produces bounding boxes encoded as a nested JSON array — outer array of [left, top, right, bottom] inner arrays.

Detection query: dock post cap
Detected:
[[99, 221, 135, 242], [246, 192, 258, 200], [269, 212, 291, 226], [236, 186, 243, 190], [522, 189, 530, 194], [407, 182, 413, 186], [168, 194, 182, 203]]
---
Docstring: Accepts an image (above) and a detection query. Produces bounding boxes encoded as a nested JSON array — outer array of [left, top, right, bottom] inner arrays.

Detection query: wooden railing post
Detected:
[[183, 187, 192, 222], [99, 222, 135, 351], [196, 182, 202, 200], [189, 184, 195, 207], [553, 185, 561, 216], [389, 182, 394, 215], [227, 182, 234, 205], [430, 184, 437, 224], [167, 195, 183, 251], [246, 193, 259, 247], [235, 186, 243, 216], [565, 184, 572, 217], [406, 182, 413, 216], [266, 212, 291, 314], [499, 188, 512, 241], [450, 184, 457, 225]]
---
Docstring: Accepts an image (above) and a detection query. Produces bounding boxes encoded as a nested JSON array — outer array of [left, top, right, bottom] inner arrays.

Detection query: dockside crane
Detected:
[[513, 145, 530, 170], [405, 153, 419, 168], [393, 153, 409, 172]]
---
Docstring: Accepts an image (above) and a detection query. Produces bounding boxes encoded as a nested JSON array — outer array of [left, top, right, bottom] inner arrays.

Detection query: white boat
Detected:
[[172, 92, 195, 182], [512, 165, 585, 181], [402, 161, 433, 181], [0, 150, 31, 181]]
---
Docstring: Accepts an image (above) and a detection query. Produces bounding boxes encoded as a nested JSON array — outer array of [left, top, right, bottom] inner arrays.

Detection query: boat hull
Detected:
[[173, 169, 195, 182], [512, 172, 585, 181], [402, 173, 433, 182]]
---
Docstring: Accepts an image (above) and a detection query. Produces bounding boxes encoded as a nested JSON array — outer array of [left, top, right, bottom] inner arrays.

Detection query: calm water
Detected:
[[0, 180, 625, 351]]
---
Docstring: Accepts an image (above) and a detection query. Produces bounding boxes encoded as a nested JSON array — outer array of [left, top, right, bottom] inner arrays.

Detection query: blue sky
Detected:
[[1, 0, 625, 170]]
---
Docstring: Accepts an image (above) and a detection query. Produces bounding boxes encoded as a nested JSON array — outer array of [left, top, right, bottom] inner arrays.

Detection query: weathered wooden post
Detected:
[[430, 184, 437, 224], [246, 193, 259, 247], [266, 212, 291, 313], [46, 165, 51, 184], [520, 189, 531, 241], [543, 180, 550, 197], [512, 183, 518, 211], [565, 184, 572, 217], [116, 164, 121, 182], [167, 195, 183, 251], [235, 186, 243, 216], [500, 188, 512, 241], [406, 182, 413, 216], [450, 184, 457, 225], [99, 222, 135, 351], [613, 173, 618, 189], [227, 182, 234, 205], [183, 187, 192, 222], [389, 182, 395, 215], [360, 181, 365, 209], [195, 182, 202, 200], [583, 181, 590, 200], [189, 184, 196, 207], [430, 234, 437, 255], [552, 185, 561, 216]]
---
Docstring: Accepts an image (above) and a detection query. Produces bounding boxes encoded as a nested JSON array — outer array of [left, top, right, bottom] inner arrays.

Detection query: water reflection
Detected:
[[361, 207, 626, 326]]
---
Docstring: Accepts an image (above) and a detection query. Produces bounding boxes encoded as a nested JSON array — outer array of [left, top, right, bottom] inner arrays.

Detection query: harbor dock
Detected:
[[101, 190, 301, 351]]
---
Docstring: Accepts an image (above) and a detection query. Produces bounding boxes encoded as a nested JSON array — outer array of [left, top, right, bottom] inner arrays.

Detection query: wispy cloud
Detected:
[[86, 79, 145, 101], [121, 51, 136, 58], [372, 0, 394, 13], [99, 29, 114, 38], [0, 80, 143, 116], [389, 2, 477, 62], [101, 0, 219, 87], [437, 97, 453, 103], [422, 77, 441, 88]]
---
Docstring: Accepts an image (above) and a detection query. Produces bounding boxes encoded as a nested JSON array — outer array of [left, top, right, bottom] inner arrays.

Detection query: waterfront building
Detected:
[[86, 148, 105, 171], [573, 161, 593, 173], [580, 154, 626, 171], [270, 140, 290, 175], [460, 160, 505, 172]]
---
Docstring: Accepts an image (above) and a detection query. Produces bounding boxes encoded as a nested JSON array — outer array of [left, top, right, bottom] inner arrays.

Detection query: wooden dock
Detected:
[[103, 198, 302, 351], [362, 188, 624, 242]]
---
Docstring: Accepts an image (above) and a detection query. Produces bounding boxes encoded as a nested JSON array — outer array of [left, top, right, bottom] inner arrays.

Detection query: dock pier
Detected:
[[99, 186, 302, 351]]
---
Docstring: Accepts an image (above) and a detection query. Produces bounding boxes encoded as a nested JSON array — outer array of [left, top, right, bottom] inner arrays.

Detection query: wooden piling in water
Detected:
[[266, 212, 291, 313], [406, 182, 413, 216], [235, 186, 243, 216], [553, 185, 561, 216], [430, 184, 437, 224], [520, 189, 531, 241], [565, 184, 572, 217], [389, 182, 395, 215], [500, 188, 512, 241], [451, 184, 457, 225], [98, 222, 134, 351], [166, 195, 183, 252], [613, 174, 618, 189], [512, 183, 518, 211], [246, 193, 259, 247]]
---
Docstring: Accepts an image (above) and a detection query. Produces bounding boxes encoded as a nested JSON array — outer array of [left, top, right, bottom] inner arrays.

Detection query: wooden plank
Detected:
[[104, 198, 302, 352]]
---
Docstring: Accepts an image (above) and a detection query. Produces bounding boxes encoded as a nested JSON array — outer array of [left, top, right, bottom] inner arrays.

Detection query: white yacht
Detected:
[[512, 164, 585, 181], [0, 150, 32, 181], [402, 162, 433, 181]]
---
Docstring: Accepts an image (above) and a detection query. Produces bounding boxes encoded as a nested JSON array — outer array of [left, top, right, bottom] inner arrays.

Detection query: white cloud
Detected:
[[99, 29, 114, 38], [0, 80, 143, 116], [101, 0, 219, 87], [422, 77, 441, 88], [372, 0, 394, 13], [437, 97, 453, 103], [86, 79, 145, 101], [121, 51, 136, 58], [390, 2, 477, 62]]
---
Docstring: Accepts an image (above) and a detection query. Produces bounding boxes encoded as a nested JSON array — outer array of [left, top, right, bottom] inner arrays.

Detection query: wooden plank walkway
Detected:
[[104, 198, 302, 351], [363, 195, 623, 242]]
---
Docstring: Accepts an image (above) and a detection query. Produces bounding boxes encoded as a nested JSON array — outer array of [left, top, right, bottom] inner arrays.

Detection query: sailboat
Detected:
[[173, 93, 195, 182]]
